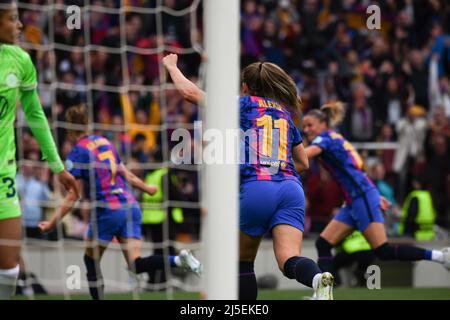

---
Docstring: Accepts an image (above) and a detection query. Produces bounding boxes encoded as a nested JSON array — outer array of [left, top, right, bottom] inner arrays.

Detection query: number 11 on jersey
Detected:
[[256, 115, 288, 161]]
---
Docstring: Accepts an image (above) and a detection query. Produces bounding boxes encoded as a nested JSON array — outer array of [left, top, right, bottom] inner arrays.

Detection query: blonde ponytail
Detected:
[[320, 101, 346, 127]]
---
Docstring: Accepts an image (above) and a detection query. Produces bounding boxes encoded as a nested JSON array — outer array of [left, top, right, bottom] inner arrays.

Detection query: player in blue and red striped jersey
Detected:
[[239, 95, 302, 183], [303, 102, 450, 277], [163, 53, 333, 300], [39, 105, 202, 300]]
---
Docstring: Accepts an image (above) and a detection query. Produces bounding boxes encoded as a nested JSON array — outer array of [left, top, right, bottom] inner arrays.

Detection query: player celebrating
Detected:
[[302, 102, 450, 277], [39, 105, 202, 300], [0, 0, 79, 299], [163, 53, 334, 300]]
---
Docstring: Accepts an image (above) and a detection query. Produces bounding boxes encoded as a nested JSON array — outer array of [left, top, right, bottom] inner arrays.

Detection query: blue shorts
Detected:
[[240, 179, 305, 237], [334, 187, 384, 232], [87, 204, 142, 244]]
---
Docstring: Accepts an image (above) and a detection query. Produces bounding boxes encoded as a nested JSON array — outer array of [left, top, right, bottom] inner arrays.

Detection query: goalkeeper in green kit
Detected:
[[0, 0, 80, 299]]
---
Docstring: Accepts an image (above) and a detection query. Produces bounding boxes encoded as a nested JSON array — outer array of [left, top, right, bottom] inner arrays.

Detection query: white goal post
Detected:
[[203, 0, 240, 300]]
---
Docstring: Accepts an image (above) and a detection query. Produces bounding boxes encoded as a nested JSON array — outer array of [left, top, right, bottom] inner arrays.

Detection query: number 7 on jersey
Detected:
[[98, 150, 117, 185]]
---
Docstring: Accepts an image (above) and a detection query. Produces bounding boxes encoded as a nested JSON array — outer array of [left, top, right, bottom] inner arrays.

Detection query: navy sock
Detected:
[[134, 255, 167, 274], [315, 236, 335, 275], [283, 256, 322, 288], [83, 254, 104, 300], [374, 243, 428, 261], [239, 261, 257, 300]]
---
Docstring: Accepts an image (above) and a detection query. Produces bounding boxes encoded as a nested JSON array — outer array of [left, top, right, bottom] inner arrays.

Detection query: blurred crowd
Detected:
[[15, 0, 450, 242]]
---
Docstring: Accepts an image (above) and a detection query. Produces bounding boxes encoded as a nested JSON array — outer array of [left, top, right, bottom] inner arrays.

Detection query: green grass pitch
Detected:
[[13, 288, 450, 300]]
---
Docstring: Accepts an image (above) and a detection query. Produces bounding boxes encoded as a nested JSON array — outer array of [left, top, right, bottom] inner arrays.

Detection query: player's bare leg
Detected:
[[362, 222, 388, 248], [0, 217, 21, 299], [320, 220, 354, 246], [239, 231, 262, 262], [273, 224, 332, 300], [118, 237, 141, 268], [272, 224, 302, 270]]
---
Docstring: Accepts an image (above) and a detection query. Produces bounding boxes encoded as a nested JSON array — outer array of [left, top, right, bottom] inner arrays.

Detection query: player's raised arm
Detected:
[[119, 163, 158, 196], [38, 179, 83, 233], [162, 53, 205, 105]]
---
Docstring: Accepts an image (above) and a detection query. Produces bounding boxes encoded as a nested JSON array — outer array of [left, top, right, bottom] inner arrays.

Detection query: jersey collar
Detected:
[[76, 134, 89, 143]]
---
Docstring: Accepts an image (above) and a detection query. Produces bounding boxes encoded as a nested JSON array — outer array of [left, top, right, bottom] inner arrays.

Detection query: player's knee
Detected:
[[277, 253, 297, 275], [315, 236, 333, 256], [373, 242, 392, 261]]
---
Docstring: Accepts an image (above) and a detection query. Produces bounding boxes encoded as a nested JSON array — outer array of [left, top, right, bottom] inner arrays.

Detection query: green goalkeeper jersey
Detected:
[[0, 44, 64, 175]]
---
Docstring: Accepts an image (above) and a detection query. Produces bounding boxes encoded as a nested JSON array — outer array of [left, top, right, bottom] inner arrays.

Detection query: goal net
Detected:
[[12, 0, 237, 300]]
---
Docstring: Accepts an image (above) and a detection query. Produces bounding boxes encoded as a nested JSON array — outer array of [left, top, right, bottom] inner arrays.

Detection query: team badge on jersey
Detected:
[[5, 73, 19, 88], [312, 136, 323, 144], [65, 159, 74, 171]]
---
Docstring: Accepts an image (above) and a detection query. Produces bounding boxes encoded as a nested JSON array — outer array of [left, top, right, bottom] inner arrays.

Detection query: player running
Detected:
[[302, 102, 450, 277], [163, 53, 333, 300], [39, 105, 202, 300], [0, 0, 79, 299]]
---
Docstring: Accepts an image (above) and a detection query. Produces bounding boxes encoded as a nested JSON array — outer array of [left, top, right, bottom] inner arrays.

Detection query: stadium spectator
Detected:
[[424, 133, 450, 228], [399, 176, 436, 241], [141, 167, 185, 288], [346, 82, 375, 142], [429, 53, 450, 117], [16, 152, 51, 240], [131, 133, 150, 163], [370, 162, 396, 207], [369, 162, 400, 236], [393, 105, 428, 201], [305, 164, 343, 234], [376, 123, 396, 176]]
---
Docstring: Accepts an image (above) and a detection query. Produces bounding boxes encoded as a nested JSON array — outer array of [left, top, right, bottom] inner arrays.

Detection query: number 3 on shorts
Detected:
[[2, 177, 16, 198]]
